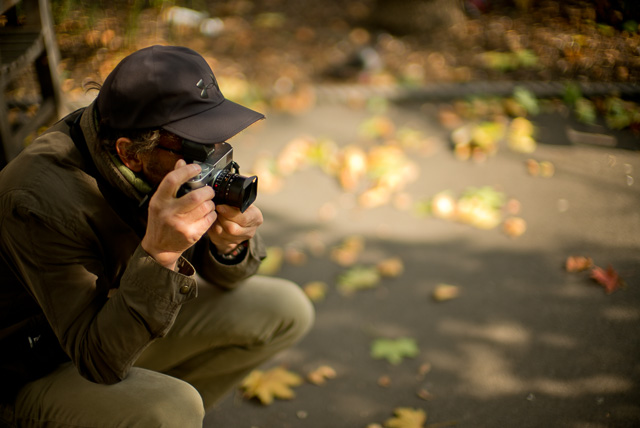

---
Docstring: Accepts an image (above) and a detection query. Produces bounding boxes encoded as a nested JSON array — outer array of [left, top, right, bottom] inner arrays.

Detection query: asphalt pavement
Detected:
[[202, 95, 640, 428]]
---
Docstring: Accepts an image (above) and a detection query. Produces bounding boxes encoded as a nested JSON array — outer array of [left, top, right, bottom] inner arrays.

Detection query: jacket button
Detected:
[[179, 285, 191, 295]]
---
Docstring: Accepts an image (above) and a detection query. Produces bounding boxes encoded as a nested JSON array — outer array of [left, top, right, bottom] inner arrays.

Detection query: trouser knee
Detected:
[[132, 373, 205, 428], [258, 276, 315, 346]]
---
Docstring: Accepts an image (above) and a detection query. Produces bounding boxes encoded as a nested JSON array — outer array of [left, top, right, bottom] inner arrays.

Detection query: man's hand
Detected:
[[207, 204, 263, 256], [141, 159, 217, 270]]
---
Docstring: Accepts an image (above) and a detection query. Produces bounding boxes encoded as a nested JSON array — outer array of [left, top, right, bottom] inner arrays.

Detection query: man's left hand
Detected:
[[207, 204, 263, 256]]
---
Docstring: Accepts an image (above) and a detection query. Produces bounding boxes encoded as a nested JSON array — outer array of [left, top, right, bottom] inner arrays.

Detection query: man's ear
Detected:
[[115, 137, 143, 172]]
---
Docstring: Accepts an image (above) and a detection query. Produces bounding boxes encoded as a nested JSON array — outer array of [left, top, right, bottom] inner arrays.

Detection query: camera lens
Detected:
[[213, 172, 258, 213]]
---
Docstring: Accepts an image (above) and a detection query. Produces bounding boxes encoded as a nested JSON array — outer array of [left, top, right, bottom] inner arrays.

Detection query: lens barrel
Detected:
[[213, 172, 258, 213]]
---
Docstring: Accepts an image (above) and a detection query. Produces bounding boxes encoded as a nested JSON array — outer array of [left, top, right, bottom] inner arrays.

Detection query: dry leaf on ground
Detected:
[[432, 284, 460, 302], [371, 337, 419, 365], [502, 216, 527, 238], [241, 367, 303, 405], [377, 375, 392, 387], [565, 255, 594, 272], [307, 365, 337, 385], [337, 266, 381, 295], [417, 388, 436, 401], [303, 281, 328, 302], [331, 235, 365, 266], [384, 407, 427, 428], [377, 257, 405, 277], [590, 265, 626, 294]]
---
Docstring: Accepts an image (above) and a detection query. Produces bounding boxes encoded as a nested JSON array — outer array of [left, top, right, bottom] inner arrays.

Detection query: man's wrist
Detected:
[[214, 240, 249, 264]]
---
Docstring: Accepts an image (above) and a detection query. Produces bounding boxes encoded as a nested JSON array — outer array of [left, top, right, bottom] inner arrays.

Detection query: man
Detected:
[[0, 45, 314, 427]]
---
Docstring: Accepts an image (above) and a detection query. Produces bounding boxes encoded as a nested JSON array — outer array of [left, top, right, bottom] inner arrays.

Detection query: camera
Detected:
[[178, 140, 258, 213]]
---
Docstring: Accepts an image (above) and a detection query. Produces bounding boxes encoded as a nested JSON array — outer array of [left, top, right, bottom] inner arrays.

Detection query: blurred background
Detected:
[[2, 1, 640, 427]]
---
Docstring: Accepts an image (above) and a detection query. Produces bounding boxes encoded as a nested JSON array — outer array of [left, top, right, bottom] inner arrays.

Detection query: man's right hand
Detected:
[[141, 159, 217, 270]]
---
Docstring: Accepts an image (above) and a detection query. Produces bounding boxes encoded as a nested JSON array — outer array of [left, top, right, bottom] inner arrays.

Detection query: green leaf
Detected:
[[371, 337, 419, 365], [513, 86, 539, 116], [460, 186, 506, 210], [575, 98, 597, 125], [337, 266, 381, 295]]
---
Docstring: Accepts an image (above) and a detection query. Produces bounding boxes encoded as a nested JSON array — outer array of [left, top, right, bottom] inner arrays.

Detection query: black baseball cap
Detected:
[[96, 45, 264, 144]]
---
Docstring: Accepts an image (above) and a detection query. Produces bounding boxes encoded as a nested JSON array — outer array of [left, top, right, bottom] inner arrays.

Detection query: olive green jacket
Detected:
[[0, 102, 266, 398]]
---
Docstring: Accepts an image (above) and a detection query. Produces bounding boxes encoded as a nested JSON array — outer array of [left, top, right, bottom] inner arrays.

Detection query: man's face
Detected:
[[139, 131, 185, 187]]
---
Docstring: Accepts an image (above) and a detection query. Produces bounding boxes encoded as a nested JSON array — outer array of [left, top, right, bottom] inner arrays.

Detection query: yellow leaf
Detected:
[[377, 257, 404, 277], [303, 281, 328, 302], [432, 284, 460, 302], [384, 407, 427, 428], [241, 367, 303, 405]]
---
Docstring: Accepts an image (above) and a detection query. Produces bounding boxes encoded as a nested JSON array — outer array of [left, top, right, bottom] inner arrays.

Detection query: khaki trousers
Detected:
[[1, 275, 314, 427]]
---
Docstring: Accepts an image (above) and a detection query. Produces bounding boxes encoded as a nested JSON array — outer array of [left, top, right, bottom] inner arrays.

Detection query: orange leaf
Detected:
[[589, 265, 624, 294], [565, 256, 593, 272], [307, 365, 337, 385]]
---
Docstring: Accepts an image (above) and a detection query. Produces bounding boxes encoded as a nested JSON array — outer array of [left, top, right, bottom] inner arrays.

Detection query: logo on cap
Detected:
[[196, 74, 219, 99]]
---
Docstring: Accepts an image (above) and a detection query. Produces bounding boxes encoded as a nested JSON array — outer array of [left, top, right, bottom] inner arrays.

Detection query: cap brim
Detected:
[[162, 99, 265, 144]]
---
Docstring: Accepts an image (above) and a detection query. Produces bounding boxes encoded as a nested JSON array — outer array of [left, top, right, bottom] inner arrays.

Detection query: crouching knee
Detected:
[[253, 276, 315, 346], [127, 370, 205, 427]]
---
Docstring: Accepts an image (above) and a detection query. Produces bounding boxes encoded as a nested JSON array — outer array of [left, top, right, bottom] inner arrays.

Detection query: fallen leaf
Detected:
[[377, 375, 392, 387], [241, 367, 303, 405], [337, 266, 381, 295], [284, 247, 307, 265], [331, 236, 365, 266], [384, 407, 427, 428], [508, 117, 537, 153], [432, 284, 460, 302], [502, 216, 527, 238], [371, 337, 419, 365], [307, 365, 337, 385], [539, 161, 555, 177], [565, 256, 594, 272], [418, 362, 432, 376], [456, 186, 505, 229], [590, 265, 625, 294], [417, 388, 436, 401], [377, 257, 404, 277], [303, 281, 328, 302], [526, 159, 554, 177], [526, 158, 540, 176]]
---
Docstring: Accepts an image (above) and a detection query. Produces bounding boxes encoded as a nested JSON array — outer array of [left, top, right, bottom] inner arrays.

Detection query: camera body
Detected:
[[178, 141, 258, 213]]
